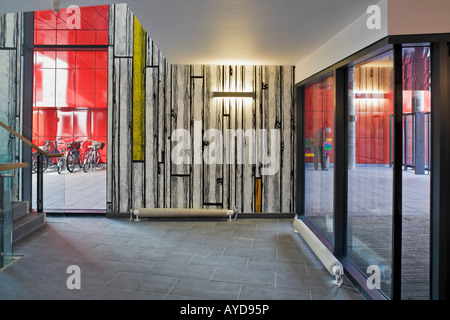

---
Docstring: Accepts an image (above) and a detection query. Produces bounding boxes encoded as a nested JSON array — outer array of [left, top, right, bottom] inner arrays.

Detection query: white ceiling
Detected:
[[0, 0, 381, 65]]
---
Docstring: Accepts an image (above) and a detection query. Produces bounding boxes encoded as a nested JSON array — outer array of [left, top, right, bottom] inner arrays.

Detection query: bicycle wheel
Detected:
[[57, 157, 65, 174], [83, 154, 91, 173], [93, 151, 100, 170], [67, 153, 75, 172], [31, 154, 38, 173]]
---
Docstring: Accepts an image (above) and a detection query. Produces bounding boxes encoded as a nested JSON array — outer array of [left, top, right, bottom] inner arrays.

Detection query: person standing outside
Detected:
[[313, 124, 331, 170]]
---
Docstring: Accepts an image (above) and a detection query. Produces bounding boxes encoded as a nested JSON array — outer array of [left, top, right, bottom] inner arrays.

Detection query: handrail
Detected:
[[0, 121, 63, 158], [0, 162, 28, 173]]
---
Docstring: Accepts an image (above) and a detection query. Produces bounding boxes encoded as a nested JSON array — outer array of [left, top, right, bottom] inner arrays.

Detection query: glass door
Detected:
[[304, 75, 335, 244], [401, 45, 431, 300], [347, 50, 395, 299], [31, 6, 109, 214]]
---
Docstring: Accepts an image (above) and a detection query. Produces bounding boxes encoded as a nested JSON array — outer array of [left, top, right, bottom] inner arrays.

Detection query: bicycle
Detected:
[[83, 140, 104, 173], [56, 140, 67, 174], [66, 140, 83, 173], [32, 138, 63, 173]]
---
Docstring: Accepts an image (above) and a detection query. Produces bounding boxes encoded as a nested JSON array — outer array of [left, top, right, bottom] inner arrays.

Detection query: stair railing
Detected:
[[0, 120, 63, 213]]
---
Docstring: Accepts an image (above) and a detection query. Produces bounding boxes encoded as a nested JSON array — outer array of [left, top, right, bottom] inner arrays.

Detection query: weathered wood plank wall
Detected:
[[107, 4, 295, 214], [0, 12, 23, 201]]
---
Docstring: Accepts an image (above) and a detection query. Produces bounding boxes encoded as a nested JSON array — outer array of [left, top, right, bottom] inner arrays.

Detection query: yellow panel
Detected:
[[255, 178, 262, 213], [133, 16, 146, 161]]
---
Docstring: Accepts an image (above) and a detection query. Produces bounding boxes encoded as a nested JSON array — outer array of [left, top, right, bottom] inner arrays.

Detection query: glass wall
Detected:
[[31, 5, 109, 212], [401, 46, 431, 300], [304, 75, 335, 243], [347, 51, 394, 299]]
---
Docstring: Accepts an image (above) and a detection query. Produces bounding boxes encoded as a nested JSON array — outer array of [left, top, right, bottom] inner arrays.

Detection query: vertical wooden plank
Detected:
[[281, 66, 294, 213], [158, 54, 166, 163], [132, 162, 145, 209], [255, 178, 262, 213], [111, 58, 122, 212], [191, 65, 203, 77], [233, 88, 244, 212], [228, 66, 241, 212], [108, 5, 115, 46], [157, 162, 164, 208], [114, 3, 133, 57], [191, 76, 204, 209], [171, 176, 190, 208], [118, 58, 133, 213], [145, 66, 159, 208], [0, 13, 17, 48], [171, 65, 191, 175], [152, 42, 160, 67], [165, 63, 172, 207], [255, 66, 263, 179], [157, 55, 166, 207], [203, 65, 223, 206], [242, 66, 257, 213], [222, 65, 234, 209], [132, 16, 146, 161], [145, 35, 154, 67], [262, 65, 281, 213]]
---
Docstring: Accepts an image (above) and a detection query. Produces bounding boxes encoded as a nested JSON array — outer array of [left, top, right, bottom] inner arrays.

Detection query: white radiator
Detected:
[[130, 208, 235, 222], [293, 218, 344, 287]]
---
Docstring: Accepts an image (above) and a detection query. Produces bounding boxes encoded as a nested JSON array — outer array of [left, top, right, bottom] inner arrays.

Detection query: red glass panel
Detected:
[[96, 31, 109, 45], [56, 51, 76, 68], [76, 30, 97, 45], [56, 68, 76, 108], [89, 110, 108, 137], [37, 109, 58, 138], [34, 5, 109, 46], [35, 10, 57, 29], [95, 69, 108, 108], [56, 110, 74, 137], [96, 51, 108, 69], [33, 5, 109, 164], [56, 30, 77, 45], [76, 51, 96, 69], [73, 110, 89, 137]]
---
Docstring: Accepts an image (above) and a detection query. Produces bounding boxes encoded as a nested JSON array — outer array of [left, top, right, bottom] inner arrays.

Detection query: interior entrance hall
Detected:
[[1, 0, 450, 303]]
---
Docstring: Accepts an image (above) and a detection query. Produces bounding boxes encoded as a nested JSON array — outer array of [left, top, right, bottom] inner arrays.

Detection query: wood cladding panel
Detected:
[[191, 77, 204, 209], [132, 16, 146, 161], [171, 64, 191, 176], [144, 66, 158, 208], [262, 66, 283, 213], [281, 66, 295, 212], [113, 4, 133, 57], [242, 66, 256, 213], [116, 58, 133, 213], [203, 65, 223, 206]]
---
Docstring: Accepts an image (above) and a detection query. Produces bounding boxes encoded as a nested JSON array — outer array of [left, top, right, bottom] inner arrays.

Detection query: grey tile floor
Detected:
[[1, 216, 365, 300]]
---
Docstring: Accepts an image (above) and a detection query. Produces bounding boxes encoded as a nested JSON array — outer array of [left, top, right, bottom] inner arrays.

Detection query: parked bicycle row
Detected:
[[31, 138, 105, 174]]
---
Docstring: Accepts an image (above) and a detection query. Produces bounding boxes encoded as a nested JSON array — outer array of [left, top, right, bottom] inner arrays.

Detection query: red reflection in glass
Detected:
[[33, 5, 109, 163], [34, 5, 109, 46]]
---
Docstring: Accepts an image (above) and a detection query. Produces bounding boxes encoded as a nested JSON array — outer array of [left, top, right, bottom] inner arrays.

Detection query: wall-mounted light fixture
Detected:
[[355, 92, 389, 99], [213, 92, 255, 99]]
